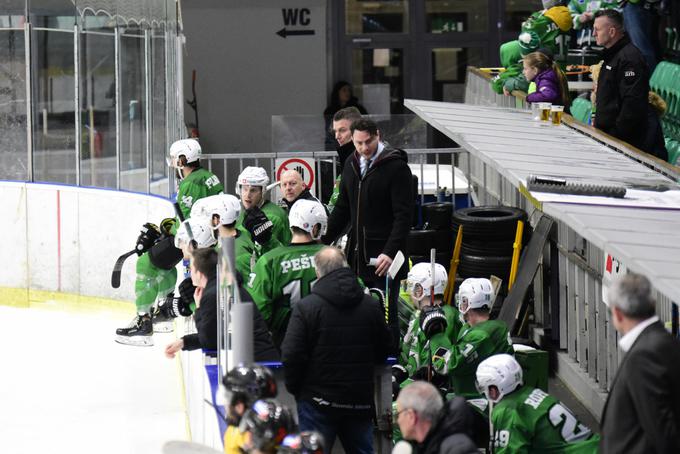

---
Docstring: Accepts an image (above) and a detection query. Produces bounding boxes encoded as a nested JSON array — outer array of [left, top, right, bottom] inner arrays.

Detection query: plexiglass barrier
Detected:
[[0, 0, 183, 198]]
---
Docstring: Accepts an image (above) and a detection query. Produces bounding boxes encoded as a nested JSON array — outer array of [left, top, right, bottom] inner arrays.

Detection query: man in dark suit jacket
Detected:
[[600, 273, 680, 453]]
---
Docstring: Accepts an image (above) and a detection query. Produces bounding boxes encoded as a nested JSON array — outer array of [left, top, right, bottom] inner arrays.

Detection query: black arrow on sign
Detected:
[[276, 28, 315, 38]]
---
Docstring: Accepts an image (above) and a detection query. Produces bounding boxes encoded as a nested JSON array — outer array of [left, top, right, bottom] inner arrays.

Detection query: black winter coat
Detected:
[[323, 145, 413, 281], [281, 267, 391, 414], [182, 274, 280, 362], [595, 35, 651, 150], [416, 397, 484, 454]]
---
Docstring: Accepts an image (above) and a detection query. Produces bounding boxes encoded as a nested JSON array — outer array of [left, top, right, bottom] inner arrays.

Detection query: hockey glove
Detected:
[[178, 277, 196, 306], [392, 364, 408, 400], [135, 222, 162, 256], [243, 207, 274, 245], [419, 306, 448, 339]]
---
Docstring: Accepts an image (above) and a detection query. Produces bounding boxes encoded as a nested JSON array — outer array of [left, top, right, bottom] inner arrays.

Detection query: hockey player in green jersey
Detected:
[[235, 166, 291, 247], [190, 193, 281, 278], [115, 139, 222, 346], [248, 199, 327, 348], [428, 278, 514, 398], [476, 354, 599, 453], [393, 262, 463, 387]]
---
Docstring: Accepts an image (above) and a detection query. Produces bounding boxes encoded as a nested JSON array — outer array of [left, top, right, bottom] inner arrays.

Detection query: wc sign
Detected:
[[274, 157, 316, 200]]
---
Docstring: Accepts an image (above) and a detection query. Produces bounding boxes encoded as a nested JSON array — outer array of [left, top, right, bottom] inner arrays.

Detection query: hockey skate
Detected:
[[115, 313, 154, 346], [151, 297, 177, 333]]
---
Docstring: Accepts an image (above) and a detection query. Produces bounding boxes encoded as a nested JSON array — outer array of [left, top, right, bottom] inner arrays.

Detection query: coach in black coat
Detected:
[[323, 118, 413, 283], [600, 273, 680, 453]]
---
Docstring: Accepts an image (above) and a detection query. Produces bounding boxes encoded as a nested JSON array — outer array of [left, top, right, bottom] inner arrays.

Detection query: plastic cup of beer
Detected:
[[550, 105, 564, 125], [538, 103, 552, 122]]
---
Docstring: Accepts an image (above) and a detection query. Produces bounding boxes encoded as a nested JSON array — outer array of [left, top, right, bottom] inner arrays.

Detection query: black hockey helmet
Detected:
[[222, 363, 277, 407], [279, 431, 325, 454], [238, 399, 296, 453]]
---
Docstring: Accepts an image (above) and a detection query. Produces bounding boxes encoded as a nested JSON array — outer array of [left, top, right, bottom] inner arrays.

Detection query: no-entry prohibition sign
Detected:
[[275, 157, 315, 191]]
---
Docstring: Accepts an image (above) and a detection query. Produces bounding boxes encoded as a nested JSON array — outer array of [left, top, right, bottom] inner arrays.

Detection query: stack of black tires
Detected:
[[407, 202, 455, 268], [453, 206, 528, 292]]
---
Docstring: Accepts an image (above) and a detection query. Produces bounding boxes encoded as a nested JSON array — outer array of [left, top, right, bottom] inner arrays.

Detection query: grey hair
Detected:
[[608, 273, 656, 319], [314, 246, 348, 278], [397, 381, 443, 423]]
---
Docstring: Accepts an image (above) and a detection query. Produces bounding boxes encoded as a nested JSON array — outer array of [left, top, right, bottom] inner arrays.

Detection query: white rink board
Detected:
[[0, 182, 175, 301]]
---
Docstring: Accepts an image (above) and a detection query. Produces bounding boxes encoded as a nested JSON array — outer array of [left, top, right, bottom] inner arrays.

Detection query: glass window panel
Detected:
[[0, 0, 25, 29], [29, 0, 75, 30], [351, 48, 403, 114], [32, 29, 76, 184], [505, 0, 543, 33], [345, 0, 408, 34], [431, 47, 485, 102], [79, 23, 116, 188], [150, 28, 167, 196], [0, 29, 28, 180], [119, 26, 147, 192], [426, 0, 487, 33]]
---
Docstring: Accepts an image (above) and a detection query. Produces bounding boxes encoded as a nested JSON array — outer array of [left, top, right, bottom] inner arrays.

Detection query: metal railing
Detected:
[[201, 148, 471, 208]]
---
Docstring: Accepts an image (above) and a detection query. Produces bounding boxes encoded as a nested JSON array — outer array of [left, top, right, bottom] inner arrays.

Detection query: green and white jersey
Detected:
[[247, 242, 324, 342], [431, 319, 514, 398], [236, 200, 292, 247], [177, 167, 224, 219], [234, 229, 282, 278], [399, 305, 463, 377], [492, 386, 600, 454]]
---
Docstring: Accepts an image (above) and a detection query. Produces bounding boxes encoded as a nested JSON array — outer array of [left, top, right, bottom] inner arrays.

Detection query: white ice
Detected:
[[0, 305, 188, 454]]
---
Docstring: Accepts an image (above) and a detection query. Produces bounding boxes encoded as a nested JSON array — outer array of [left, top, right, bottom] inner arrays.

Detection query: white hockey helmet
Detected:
[[235, 166, 270, 194], [475, 354, 523, 403], [289, 199, 327, 240], [407, 262, 448, 304], [190, 194, 241, 229], [174, 217, 217, 249], [457, 277, 494, 315], [168, 138, 201, 167]]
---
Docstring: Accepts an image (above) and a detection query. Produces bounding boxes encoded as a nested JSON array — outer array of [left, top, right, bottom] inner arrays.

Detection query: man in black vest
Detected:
[[600, 273, 680, 453]]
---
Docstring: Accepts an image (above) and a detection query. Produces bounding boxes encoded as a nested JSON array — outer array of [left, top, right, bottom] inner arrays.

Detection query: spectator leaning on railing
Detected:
[[592, 9, 666, 160]]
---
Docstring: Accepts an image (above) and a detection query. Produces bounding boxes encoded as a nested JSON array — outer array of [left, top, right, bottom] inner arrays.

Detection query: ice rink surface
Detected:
[[0, 304, 188, 454]]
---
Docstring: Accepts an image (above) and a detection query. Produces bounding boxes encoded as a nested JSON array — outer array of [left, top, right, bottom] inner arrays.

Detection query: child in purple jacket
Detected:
[[523, 51, 570, 109]]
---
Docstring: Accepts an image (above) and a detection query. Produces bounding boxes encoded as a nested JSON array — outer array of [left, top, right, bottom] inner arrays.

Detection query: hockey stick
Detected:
[[111, 249, 137, 288], [428, 248, 436, 383]]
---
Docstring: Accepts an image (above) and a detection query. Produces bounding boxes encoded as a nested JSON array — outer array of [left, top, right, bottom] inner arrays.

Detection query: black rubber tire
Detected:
[[434, 230, 453, 253], [461, 238, 514, 257], [452, 206, 527, 241], [458, 254, 512, 279], [407, 229, 437, 255], [422, 202, 453, 230]]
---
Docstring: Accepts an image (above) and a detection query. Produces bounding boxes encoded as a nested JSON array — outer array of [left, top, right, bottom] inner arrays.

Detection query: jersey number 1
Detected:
[[282, 279, 317, 307]]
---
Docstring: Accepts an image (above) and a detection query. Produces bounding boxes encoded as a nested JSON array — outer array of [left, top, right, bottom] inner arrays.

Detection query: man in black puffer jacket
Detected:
[[282, 246, 391, 454]]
